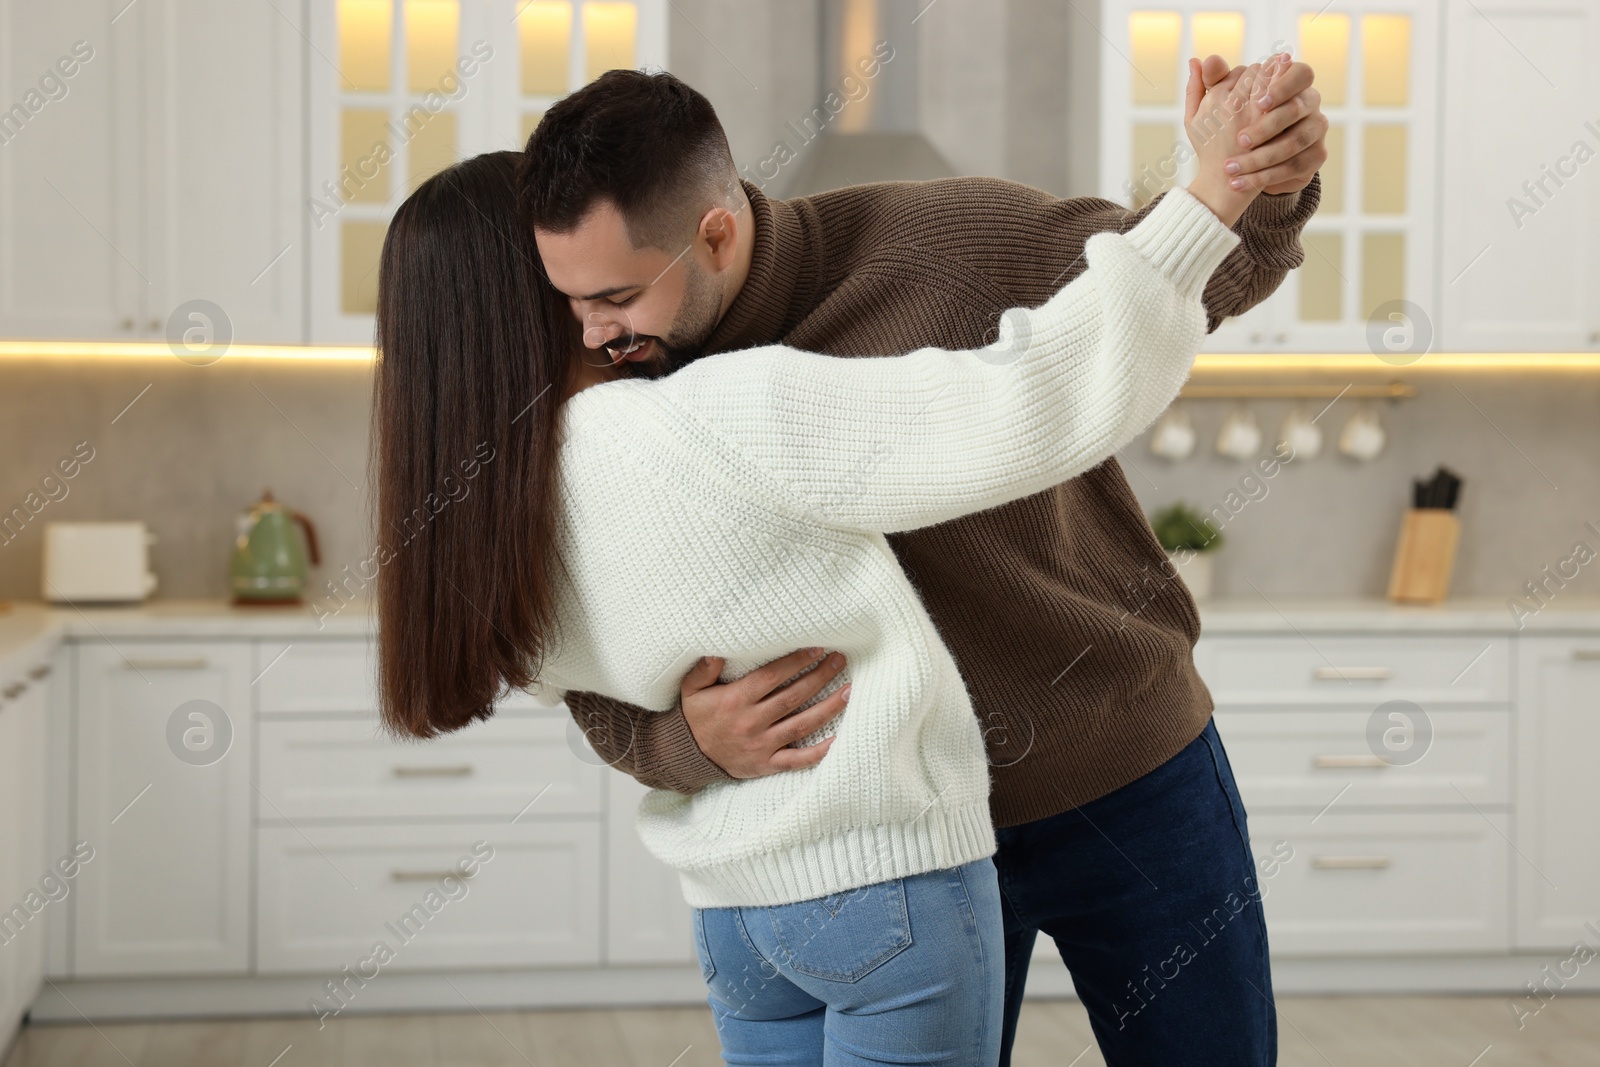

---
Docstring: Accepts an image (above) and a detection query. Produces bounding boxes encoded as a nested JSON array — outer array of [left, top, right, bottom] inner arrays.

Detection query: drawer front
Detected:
[[1247, 812, 1510, 956], [257, 640, 377, 713], [1195, 635, 1510, 706], [1215, 709, 1510, 809], [258, 715, 603, 819], [256, 639, 564, 715], [256, 822, 601, 973]]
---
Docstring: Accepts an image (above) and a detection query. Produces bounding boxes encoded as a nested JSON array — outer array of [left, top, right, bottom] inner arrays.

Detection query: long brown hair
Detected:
[[367, 150, 572, 740]]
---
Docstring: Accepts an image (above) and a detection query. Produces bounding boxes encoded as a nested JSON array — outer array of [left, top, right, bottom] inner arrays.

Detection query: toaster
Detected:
[[41, 522, 158, 603]]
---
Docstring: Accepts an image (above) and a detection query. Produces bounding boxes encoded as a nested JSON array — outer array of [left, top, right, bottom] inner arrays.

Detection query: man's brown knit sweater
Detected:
[[565, 173, 1320, 829]]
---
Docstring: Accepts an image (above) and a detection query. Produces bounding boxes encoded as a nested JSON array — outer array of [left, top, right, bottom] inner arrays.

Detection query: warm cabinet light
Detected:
[[1129, 11, 1182, 105], [338, 0, 392, 92], [406, 0, 460, 92], [0, 342, 375, 363], [1298, 12, 1350, 106], [583, 2, 638, 83], [1192, 353, 1600, 372], [2, 344, 1600, 371], [1190, 12, 1244, 69], [520, 1, 573, 95]]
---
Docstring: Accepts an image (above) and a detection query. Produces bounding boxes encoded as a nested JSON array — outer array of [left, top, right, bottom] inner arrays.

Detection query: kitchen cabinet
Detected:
[[72, 641, 253, 976], [0, 3, 137, 338], [249, 636, 609, 971], [1513, 636, 1600, 950], [1200, 631, 1514, 956], [0, 0, 304, 344], [139, 0, 306, 345], [24, 605, 1600, 1016], [0, 653, 51, 1050], [256, 822, 601, 973], [306, 0, 669, 343], [256, 715, 605, 821], [1438, 1, 1600, 352], [1244, 811, 1510, 954], [1099, 0, 1441, 354]]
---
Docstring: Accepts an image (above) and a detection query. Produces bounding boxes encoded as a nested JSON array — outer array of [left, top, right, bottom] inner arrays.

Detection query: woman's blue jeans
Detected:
[[690, 856, 1005, 1066]]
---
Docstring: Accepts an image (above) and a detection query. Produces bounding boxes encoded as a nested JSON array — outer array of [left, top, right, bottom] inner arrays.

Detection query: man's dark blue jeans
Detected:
[[993, 717, 1276, 1066]]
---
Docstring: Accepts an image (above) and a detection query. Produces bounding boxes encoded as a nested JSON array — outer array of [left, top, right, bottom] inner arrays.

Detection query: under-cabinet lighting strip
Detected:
[[2, 343, 1600, 372], [0, 342, 374, 362]]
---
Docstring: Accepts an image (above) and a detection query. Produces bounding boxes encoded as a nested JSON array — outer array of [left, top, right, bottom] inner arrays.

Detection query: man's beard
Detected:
[[612, 262, 723, 380]]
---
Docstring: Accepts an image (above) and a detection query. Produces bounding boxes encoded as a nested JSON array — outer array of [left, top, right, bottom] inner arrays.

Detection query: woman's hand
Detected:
[[1183, 54, 1285, 225]]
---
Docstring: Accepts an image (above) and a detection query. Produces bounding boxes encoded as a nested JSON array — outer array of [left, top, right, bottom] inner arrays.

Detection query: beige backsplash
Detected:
[[2, 357, 1597, 613]]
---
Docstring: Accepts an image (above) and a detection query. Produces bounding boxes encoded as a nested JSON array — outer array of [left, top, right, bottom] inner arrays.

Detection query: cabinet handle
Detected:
[[147, 318, 161, 332], [122, 657, 209, 670], [392, 764, 475, 778], [1311, 855, 1392, 870], [120, 317, 136, 331], [2, 682, 26, 700], [1250, 331, 1264, 343], [1571, 649, 1600, 660], [27, 664, 51, 680], [1312, 666, 1393, 680], [1312, 754, 1390, 769], [1274, 331, 1287, 343], [389, 868, 477, 883]]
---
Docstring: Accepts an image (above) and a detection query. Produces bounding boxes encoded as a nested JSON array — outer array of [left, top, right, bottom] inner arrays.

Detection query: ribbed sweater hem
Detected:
[[989, 662, 1216, 829], [672, 798, 998, 909]]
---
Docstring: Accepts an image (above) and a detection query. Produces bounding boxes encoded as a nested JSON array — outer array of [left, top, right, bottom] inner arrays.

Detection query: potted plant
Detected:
[[1150, 502, 1223, 600]]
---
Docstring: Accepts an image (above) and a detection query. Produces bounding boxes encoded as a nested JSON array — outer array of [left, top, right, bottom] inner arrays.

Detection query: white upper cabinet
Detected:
[[0, 3, 139, 338], [1438, 2, 1600, 353], [0, 0, 304, 344], [306, 0, 669, 344], [141, 0, 307, 346], [1100, 1, 1441, 354]]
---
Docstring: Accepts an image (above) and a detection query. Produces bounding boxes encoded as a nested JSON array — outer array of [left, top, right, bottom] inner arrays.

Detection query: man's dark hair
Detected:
[[520, 69, 738, 251]]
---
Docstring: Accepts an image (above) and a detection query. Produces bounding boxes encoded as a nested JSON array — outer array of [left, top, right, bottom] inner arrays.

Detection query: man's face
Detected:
[[535, 200, 723, 378]]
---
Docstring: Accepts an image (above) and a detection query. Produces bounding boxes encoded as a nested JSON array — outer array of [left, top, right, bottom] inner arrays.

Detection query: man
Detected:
[[521, 57, 1324, 1066]]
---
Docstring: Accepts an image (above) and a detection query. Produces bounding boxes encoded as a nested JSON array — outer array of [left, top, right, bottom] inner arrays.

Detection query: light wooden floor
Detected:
[[5, 994, 1598, 1066]]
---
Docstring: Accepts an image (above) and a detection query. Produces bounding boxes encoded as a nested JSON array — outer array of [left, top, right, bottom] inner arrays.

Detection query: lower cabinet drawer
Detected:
[[1246, 812, 1510, 956], [1215, 709, 1510, 809], [1194, 635, 1510, 706], [255, 822, 601, 973], [258, 714, 604, 820]]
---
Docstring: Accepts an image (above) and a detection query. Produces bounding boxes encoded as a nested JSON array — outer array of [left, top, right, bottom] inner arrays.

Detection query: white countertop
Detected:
[[0, 598, 375, 675], [1, 594, 1596, 675], [1187, 596, 1600, 634]]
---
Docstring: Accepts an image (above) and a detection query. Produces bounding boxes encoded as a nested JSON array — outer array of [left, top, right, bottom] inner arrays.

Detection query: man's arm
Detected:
[[1196, 177, 1321, 332], [565, 646, 851, 794], [953, 53, 1324, 330], [965, 174, 1320, 335], [565, 689, 733, 793]]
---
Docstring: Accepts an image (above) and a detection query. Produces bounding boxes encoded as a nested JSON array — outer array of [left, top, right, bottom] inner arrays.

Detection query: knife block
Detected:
[[1387, 508, 1460, 604]]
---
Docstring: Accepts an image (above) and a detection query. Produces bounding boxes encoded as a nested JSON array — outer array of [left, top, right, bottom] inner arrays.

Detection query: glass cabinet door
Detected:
[[1277, 0, 1437, 354], [308, 0, 666, 344], [1100, 0, 1438, 354]]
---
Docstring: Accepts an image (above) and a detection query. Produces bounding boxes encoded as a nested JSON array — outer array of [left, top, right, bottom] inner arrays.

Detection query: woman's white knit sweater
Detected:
[[535, 186, 1240, 908]]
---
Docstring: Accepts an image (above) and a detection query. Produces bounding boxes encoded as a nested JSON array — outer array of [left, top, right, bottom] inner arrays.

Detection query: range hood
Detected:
[[783, 0, 957, 196]]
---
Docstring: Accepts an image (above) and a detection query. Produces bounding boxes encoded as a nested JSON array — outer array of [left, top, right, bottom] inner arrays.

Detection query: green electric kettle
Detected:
[[230, 489, 320, 604]]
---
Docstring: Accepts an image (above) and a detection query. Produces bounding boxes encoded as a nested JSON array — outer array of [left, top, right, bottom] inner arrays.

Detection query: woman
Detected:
[[368, 66, 1269, 1065]]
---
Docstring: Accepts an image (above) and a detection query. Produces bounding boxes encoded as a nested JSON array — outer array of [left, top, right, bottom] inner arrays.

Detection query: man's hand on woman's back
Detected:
[[680, 648, 852, 778]]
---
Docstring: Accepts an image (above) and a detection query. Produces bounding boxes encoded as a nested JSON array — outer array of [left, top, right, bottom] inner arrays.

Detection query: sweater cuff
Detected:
[[1234, 171, 1321, 270], [1120, 185, 1243, 303], [651, 704, 740, 791]]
